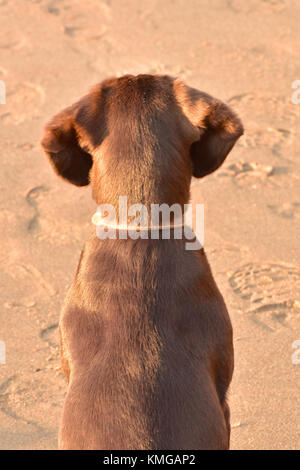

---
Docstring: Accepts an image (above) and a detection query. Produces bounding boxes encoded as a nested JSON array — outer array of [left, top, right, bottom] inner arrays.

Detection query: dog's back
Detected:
[[59, 237, 232, 449], [41, 74, 243, 449]]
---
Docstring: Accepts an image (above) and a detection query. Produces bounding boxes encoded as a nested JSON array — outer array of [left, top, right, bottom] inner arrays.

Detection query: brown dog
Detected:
[[41, 74, 243, 450]]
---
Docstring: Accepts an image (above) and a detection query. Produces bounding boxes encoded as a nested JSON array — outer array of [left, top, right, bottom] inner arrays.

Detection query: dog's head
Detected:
[[41, 75, 243, 205]]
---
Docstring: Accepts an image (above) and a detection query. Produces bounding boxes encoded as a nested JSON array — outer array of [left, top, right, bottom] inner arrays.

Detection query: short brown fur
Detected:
[[41, 74, 243, 450]]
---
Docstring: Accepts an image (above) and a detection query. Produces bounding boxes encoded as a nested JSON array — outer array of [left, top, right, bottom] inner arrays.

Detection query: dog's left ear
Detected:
[[41, 86, 105, 186], [174, 80, 244, 178]]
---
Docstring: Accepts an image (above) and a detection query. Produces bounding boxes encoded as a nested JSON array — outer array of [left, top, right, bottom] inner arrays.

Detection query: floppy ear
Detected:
[[174, 80, 244, 178], [40, 83, 110, 188], [41, 101, 93, 186]]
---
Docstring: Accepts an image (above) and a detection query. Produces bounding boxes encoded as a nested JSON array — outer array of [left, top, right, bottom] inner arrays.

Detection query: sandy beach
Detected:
[[0, 0, 299, 449]]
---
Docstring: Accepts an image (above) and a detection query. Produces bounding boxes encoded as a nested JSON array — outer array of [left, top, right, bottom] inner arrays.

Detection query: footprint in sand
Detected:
[[268, 202, 300, 220], [0, 376, 44, 432], [61, 0, 110, 40], [4, 263, 56, 297], [239, 127, 294, 150], [228, 263, 300, 331], [26, 185, 91, 245], [228, 92, 298, 127], [39, 323, 60, 366], [0, 28, 28, 50], [218, 161, 278, 187], [0, 82, 45, 125], [40, 324, 59, 349], [26, 186, 49, 234], [228, 93, 295, 160], [25, 185, 89, 245], [0, 373, 63, 433], [46, 1, 60, 16]]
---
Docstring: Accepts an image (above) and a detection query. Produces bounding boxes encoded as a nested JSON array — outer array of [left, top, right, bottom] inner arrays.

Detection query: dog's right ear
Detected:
[[41, 86, 105, 186]]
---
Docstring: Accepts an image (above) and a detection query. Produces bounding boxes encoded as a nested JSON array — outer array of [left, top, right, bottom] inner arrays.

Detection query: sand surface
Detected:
[[0, 0, 299, 450]]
